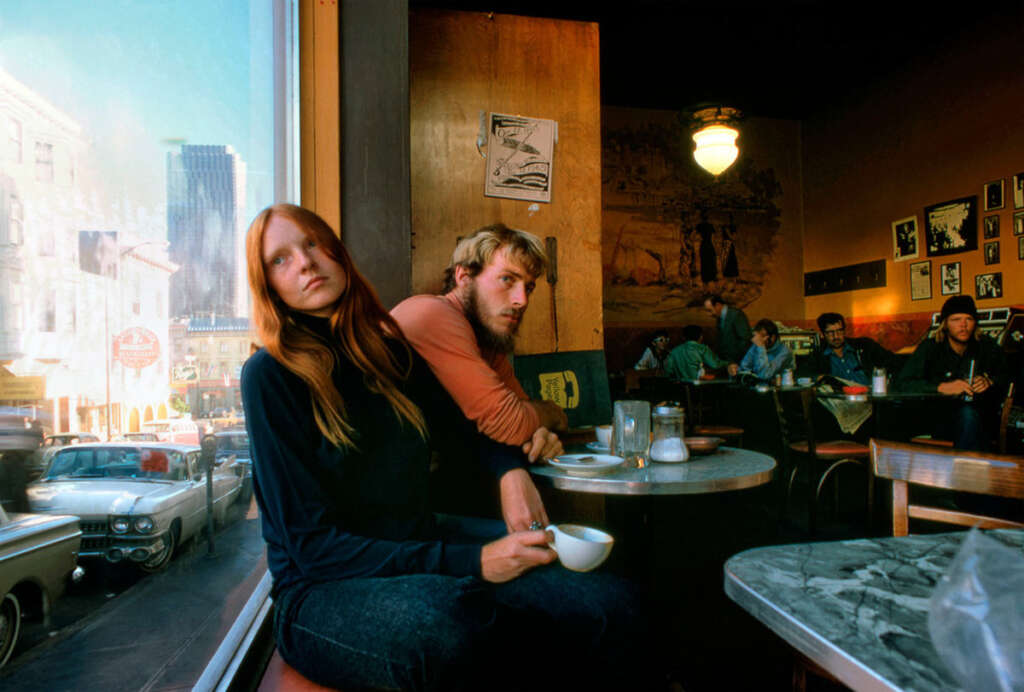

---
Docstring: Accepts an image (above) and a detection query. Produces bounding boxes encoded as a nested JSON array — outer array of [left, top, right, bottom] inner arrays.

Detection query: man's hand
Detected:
[[522, 426, 563, 463], [531, 399, 568, 432], [499, 468, 549, 533], [727, 363, 739, 376], [938, 379, 974, 396], [970, 374, 993, 394], [480, 530, 556, 583]]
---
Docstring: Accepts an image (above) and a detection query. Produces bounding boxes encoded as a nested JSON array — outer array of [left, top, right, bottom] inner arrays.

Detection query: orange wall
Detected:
[[802, 18, 1024, 330]]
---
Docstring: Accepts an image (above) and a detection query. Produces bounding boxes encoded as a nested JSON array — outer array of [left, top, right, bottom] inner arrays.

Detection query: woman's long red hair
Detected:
[[246, 204, 426, 448]]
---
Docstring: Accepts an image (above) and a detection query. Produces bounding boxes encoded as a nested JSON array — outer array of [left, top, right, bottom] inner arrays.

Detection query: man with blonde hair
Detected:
[[896, 295, 1007, 449], [392, 223, 566, 531]]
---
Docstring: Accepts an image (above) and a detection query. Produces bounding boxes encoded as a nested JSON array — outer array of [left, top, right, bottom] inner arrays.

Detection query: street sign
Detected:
[[113, 327, 161, 369]]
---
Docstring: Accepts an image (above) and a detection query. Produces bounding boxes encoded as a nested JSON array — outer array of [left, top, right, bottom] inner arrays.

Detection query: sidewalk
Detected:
[[2, 502, 266, 691]]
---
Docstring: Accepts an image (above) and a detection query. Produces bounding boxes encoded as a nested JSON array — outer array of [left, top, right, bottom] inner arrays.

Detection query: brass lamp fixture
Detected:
[[689, 106, 742, 176]]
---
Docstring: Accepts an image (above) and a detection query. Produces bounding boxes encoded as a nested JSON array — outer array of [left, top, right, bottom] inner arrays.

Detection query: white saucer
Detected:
[[548, 454, 624, 476], [586, 441, 611, 452]]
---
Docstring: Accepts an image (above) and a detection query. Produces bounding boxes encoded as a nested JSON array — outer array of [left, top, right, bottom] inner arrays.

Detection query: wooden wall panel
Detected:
[[410, 10, 602, 354], [299, 0, 340, 232]]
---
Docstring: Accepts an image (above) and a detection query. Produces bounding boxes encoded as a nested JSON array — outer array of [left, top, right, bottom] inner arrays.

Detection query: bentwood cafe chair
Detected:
[[771, 387, 872, 534]]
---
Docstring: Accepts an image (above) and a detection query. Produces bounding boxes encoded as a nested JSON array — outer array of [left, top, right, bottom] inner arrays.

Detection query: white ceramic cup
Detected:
[[595, 424, 612, 449], [545, 524, 614, 572]]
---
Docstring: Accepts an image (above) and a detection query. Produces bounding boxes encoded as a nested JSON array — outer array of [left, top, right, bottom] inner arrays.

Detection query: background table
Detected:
[[530, 446, 776, 495], [724, 529, 1024, 691]]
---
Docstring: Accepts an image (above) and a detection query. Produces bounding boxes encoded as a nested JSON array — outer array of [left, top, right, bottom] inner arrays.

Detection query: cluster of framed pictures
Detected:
[[894, 174, 1023, 301]]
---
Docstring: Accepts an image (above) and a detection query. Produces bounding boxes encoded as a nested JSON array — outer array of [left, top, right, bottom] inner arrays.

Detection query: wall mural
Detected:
[[602, 122, 783, 323]]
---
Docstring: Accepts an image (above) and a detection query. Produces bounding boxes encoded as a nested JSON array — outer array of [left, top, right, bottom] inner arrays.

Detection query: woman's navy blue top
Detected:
[[241, 318, 523, 596]]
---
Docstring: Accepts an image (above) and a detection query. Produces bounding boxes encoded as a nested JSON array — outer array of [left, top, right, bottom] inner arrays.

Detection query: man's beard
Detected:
[[465, 283, 519, 354]]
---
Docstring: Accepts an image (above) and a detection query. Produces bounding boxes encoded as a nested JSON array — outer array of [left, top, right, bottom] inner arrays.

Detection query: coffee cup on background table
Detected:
[[546, 524, 614, 572], [595, 424, 612, 449]]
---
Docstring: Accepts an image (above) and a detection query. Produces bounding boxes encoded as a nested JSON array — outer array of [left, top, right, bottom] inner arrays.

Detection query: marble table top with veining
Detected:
[[724, 529, 1024, 691]]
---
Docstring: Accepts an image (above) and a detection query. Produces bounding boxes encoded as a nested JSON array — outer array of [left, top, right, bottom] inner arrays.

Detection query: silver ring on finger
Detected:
[[529, 521, 542, 531]]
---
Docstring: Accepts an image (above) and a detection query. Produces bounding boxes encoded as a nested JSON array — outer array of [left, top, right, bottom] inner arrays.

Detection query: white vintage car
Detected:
[[26, 443, 241, 573], [0, 504, 81, 668]]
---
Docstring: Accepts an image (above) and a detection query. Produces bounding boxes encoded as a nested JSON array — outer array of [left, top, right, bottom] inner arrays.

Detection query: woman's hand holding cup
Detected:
[[481, 530, 556, 583]]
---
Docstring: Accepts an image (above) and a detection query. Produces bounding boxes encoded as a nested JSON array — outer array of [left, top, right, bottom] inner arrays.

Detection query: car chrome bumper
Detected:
[[79, 530, 170, 563]]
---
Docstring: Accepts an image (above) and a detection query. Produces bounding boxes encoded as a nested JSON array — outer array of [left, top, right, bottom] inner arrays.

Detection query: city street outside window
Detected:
[[0, 0, 296, 686]]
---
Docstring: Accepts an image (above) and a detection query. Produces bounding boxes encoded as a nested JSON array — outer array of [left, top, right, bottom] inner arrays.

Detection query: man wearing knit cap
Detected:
[[895, 295, 1008, 450]]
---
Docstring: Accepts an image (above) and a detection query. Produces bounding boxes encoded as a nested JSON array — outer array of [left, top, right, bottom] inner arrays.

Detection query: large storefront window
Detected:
[[0, 0, 297, 684]]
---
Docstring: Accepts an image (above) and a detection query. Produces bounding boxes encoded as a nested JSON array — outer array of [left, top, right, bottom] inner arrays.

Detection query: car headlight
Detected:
[[111, 517, 130, 534], [133, 516, 155, 534]]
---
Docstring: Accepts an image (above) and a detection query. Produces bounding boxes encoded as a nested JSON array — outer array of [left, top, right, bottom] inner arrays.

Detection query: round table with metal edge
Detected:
[[530, 446, 776, 496]]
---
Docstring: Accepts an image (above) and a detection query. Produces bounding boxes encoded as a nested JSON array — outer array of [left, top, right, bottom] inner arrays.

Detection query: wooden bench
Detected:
[[258, 650, 335, 691]]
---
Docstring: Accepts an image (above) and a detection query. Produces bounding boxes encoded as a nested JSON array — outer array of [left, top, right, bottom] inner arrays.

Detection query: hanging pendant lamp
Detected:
[[689, 106, 742, 176]]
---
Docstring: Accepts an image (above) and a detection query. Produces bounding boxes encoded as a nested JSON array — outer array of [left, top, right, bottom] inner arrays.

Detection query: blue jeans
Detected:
[[272, 516, 656, 691], [950, 400, 988, 451]]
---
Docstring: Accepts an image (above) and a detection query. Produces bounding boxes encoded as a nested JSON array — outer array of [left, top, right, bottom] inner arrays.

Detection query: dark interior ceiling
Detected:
[[409, 1, 1010, 119]]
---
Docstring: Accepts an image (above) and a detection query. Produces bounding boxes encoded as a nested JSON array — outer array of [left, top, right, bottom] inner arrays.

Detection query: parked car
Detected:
[[212, 430, 252, 503], [28, 433, 103, 480], [42, 432, 101, 448], [120, 432, 159, 442], [0, 504, 82, 668], [26, 443, 241, 573], [140, 418, 200, 446]]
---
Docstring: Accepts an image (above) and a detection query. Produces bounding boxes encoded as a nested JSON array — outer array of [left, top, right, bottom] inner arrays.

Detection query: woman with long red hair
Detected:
[[241, 204, 653, 691]]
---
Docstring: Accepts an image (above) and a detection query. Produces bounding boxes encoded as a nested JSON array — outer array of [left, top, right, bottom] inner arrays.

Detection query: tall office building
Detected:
[[166, 144, 247, 318]]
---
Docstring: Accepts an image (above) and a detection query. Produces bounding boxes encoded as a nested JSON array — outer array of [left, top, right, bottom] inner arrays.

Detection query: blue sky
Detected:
[[0, 0, 275, 224]]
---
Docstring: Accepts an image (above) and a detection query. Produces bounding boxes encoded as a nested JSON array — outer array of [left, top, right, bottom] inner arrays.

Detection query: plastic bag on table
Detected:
[[928, 528, 1024, 692]]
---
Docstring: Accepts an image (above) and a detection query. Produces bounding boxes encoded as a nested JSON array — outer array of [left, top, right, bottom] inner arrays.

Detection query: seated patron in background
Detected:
[[664, 325, 731, 381], [703, 294, 752, 364], [896, 295, 1007, 450], [803, 312, 897, 384], [736, 318, 795, 381], [242, 205, 652, 691], [634, 330, 671, 372], [392, 224, 566, 528]]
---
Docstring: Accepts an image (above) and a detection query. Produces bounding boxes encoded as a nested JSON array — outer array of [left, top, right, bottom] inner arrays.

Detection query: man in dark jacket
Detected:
[[802, 312, 898, 385], [703, 294, 752, 364], [895, 295, 1008, 450]]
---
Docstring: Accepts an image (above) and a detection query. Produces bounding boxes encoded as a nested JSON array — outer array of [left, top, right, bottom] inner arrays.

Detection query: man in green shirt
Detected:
[[664, 325, 731, 381]]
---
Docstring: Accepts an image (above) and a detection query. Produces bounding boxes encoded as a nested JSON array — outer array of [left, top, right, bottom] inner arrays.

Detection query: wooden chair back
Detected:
[[870, 439, 1024, 536]]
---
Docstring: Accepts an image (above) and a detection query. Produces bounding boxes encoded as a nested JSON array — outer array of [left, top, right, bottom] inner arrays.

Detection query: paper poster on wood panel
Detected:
[[484, 113, 555, 203]]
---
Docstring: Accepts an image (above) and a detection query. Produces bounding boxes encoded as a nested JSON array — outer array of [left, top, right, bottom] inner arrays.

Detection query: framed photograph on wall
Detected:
[[1015, 210, 1024, 235], [924, 196, 978, 257], [1018, 236, 1024, 260], [909, 260, 931, 300], [891, 215, 919, 261], [1014, 173, 1024, 209], [983, 215, 1000, 238], [939, 262, 961, 295], [975, 271, 1003, 300], [984, 241, 1000, 265], [984, 179, 1004, 211]]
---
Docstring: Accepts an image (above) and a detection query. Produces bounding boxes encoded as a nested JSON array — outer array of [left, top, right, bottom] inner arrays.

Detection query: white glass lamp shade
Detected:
[[692, 124, 739, 175]]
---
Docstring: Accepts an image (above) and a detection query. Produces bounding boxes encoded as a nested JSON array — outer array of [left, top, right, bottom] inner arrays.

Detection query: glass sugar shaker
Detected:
[[649, 402, 689, 463]]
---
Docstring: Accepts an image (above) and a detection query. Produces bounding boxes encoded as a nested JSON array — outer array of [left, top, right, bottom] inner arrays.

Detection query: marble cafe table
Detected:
[[529, 446, 776, 495], [724, 529, 1024, 691]]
